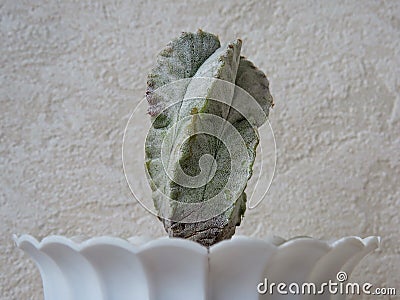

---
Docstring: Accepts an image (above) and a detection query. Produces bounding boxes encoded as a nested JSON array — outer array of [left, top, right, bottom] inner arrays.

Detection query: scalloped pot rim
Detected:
[[13, 234, 380, 253], [14, 234, 381, 300]]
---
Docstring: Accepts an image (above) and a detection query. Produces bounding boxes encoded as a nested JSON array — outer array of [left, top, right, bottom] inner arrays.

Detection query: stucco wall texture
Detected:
[[1, 0, 399, 299]]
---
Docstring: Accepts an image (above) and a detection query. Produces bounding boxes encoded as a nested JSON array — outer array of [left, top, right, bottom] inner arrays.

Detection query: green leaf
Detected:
[[144, 30, 273, 247]]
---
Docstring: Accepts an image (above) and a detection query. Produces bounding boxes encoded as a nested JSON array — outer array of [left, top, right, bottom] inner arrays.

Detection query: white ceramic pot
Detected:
[[14, 235, 379, 300]]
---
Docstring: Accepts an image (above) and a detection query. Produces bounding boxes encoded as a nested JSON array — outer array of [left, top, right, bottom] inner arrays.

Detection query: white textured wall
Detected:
[[1, 1, 399, 299]]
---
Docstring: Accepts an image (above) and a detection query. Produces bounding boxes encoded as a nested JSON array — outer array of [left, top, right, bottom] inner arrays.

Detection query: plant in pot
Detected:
[[15, 30, 379, 300]]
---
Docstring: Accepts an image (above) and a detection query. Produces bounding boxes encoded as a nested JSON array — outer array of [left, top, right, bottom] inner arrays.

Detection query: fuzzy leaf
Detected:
[[144, 30, 273, 247]]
